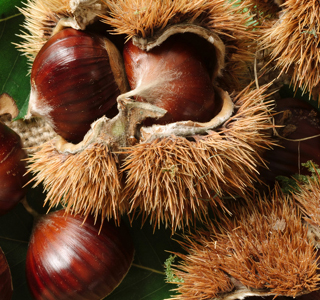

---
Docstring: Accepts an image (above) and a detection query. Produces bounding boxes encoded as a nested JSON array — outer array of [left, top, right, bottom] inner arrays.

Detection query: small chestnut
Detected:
[[0, 247, 12, 300], [123, 34, 221, 125], [0, 122, 28, 215], [26, 209, 134, 300], [29, 28, 128, 143]]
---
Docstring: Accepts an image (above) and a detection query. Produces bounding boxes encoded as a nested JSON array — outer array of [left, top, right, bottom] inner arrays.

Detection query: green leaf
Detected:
[[0, 9, 30, 119], [0, 0, 23, 20]]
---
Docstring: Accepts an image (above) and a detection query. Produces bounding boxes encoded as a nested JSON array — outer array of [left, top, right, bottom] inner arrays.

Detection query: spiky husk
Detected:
[[26, 141, 126, 224], [121, 84, 275, 231], [293, 169, 320, 228], [169, 188, 320, 299], [260, 0, 320, 100], [102, 0, 258, 90], [244, 0, 281, 19], [16, 0, 72, 62]]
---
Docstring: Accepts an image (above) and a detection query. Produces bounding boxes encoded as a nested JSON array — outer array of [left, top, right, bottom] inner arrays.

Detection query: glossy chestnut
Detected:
[[0, 247, 12, 300], [29, 28, 128, 143], [123, 34, 221, 125], [26, 209, 134, 300], [0, 122, 28, 215]]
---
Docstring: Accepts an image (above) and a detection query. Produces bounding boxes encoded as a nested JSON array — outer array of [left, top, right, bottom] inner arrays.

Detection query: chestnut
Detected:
[[26, 209, 134, 300], [28, 28, 129, 143], [123, 34, 222, 125], [0, 247, 12, 300], [258, 97, 320, 187], [0, 122, 28, 215]]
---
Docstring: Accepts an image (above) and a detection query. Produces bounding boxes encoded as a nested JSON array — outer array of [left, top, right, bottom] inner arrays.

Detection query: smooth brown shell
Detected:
[[29, 28, 128, 143], [26, 209, 134, 300], [0, 122, 28, 215]]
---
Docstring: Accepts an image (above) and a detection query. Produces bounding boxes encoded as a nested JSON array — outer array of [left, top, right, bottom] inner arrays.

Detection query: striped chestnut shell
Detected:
[[28, 28, 129, 143], [26, 209, 134, 300], [0, 122, 28, 215]]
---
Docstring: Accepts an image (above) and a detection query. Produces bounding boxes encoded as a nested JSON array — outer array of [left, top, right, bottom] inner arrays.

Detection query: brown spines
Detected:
[[16, 0, 72, 62], [170, 189, 320, 299], [121, 137, 226, 231], [293, 169, 320, 228], [103, 0, 213, 39], [102, 0, 258, 90], [260, 0, 320, 100], [122, 85, 275, 231], [26, 141, 126, 224], [244, 0, 282, 18]]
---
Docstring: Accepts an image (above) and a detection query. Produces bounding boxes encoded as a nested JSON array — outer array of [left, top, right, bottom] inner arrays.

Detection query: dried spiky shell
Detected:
[[102, 0, 258, 91], [122, 84, 275, 231], [260, 0, 320, 100], [244, 0, 282, 18], [169, 188, 320, 299], [292, 168, 320, 248], [26, 83, 274, 231], [24, 98, 167, 223], [26, 141, 126, 224], [17, 0, 109, 62]]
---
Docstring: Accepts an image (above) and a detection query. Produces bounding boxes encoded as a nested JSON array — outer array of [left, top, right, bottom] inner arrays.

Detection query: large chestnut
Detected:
[[29, 28, 128, 143], [0, 247, 12, 300], [26, 209, 134, 300], [123, 34, 221, 125], [0, 122, 28, 215]]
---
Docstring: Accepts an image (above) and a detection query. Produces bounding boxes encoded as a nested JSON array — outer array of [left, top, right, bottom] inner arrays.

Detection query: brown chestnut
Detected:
[[123, 34, 221, 125], [0, 122, 28, 215], [26, 209, 134, 300], [29, 28, 128, 143], [0, 247, 12, 300], [259, 97, 320, 187]]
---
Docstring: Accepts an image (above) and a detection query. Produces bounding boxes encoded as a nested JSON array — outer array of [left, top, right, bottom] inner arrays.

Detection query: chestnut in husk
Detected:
[[0, 247, 12, 300], [28, 28, 129, 143], [26, 209, 134, 300], [0, 122, 28, 215], [123, 33, 222, 125]]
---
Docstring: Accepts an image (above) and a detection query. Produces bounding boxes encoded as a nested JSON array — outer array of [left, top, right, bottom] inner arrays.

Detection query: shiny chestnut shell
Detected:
[[26, 210, 134, 300], [0, 122, 28, 215], [0, 247, 12, 300], [30, 28, 123, 143], [123, 34, 221, 125]]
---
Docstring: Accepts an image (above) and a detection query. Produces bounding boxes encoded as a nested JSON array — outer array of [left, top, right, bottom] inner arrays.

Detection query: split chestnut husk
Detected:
[[21, 0, 275, 231], [26, 209, 134, 300]]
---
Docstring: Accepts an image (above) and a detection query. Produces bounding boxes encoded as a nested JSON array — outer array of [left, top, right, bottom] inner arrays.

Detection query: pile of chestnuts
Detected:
[[5, 0, 320, 299]]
